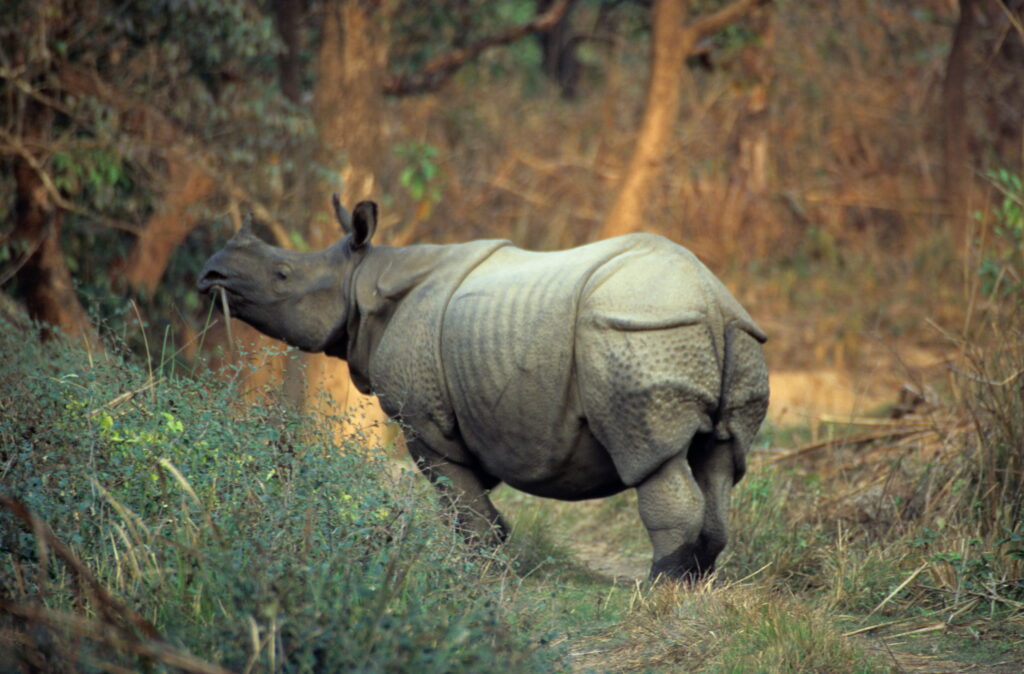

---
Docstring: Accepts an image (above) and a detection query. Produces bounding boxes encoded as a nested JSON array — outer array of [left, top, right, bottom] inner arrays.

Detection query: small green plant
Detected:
[[724, 468, 822, 586], [394, 141, 443, 208], [709, 594, 889, 673], [977, 168, 1024, 299]]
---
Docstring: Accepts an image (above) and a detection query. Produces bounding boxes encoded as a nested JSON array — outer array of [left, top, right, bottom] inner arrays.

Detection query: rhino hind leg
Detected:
[[407, 439, 509, 545], [688, 435, 738, 574], [636, 452, 707, 580], [685, 324, 769, 575]]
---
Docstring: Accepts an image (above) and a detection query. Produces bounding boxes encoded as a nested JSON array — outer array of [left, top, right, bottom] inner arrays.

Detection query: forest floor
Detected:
[[498, 464, 1024, 673], [488, 325, 1024, 673]]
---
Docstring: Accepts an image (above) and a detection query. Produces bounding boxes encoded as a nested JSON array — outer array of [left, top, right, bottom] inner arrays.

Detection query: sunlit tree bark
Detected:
[[305, 0, 393, 432], [119, 152, 215, 296], [313, 0, 391, 241], [600, 0, 764, 239]]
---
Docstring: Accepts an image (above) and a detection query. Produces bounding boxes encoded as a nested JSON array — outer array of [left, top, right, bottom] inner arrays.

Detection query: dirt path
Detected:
[[568, 540, 647, 582]]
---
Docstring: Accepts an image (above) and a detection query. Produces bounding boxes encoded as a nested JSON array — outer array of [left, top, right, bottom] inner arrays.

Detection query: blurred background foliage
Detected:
[[1, 0, 1020, 364]]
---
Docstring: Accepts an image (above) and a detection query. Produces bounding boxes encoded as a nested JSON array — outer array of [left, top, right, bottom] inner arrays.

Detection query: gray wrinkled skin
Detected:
[[198, 198, 769, 580]]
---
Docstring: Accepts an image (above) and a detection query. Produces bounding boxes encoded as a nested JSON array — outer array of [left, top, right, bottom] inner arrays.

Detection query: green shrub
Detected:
[[0, 322, 549, 671]]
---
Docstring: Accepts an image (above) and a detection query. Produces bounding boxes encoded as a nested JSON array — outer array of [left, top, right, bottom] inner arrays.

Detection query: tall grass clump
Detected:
[[963, 167, 1024, 541], [0, 320, 548, 671]]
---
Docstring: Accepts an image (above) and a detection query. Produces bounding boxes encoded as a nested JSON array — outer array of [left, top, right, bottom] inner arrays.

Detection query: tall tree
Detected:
[[313, 0, 391, 241], [942, 0, 976, 237], [301, 0, 394, 425], [537, 0, 581, 98], [2, 0, 313, 328], [600, 0, 764, 239], [10, 101, 102, 349], [276, 0, 305, 104]]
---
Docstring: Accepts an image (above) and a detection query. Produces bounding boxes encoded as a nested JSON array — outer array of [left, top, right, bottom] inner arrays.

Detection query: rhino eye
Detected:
[[275, 265, 291, 281]]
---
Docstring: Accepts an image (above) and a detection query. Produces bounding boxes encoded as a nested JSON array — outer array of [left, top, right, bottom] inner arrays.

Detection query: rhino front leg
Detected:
[[407, 439, 509, 545], [636, 452, 707, 581]]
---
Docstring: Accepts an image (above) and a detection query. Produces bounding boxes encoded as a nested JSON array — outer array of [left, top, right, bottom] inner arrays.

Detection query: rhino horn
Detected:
[[228, 211, 258, 242]]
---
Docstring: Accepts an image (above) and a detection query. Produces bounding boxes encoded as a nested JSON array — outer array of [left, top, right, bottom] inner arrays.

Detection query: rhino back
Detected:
[[433, 233, 762, 492]]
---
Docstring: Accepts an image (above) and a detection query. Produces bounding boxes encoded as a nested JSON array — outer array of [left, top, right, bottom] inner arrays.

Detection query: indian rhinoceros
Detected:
[[197, 196, 769, 580]]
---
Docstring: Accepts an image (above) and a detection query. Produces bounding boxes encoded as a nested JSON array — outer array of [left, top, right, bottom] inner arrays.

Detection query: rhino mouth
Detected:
[[196, 269, 230, 294]]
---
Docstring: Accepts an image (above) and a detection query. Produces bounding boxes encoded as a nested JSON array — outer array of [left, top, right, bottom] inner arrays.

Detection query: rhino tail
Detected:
[[717, 321, 770, 483]]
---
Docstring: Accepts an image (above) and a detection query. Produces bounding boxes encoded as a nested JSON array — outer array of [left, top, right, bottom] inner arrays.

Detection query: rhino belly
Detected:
[[497, 424, 627, 500]]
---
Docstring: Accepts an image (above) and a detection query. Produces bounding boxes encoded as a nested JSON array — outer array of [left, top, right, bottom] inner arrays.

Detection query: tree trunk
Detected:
[[59, 63, 220, 298], [942, 0, 975, 237], [275, 0, 304, 103], [306, 0, 393, 437], [118, 150, 215, 297], [537, 0, 580, 98], [599, 0, 763, 239], [312, 0, 390, 242], [600, 0, 694, 239], [12, 106, 102, 350]]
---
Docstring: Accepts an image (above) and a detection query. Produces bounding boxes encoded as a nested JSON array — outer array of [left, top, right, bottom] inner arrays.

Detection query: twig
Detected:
[[87, 379, 161, 418], [689, 0, 765, 40], [867, 563, 929, 619], [0, 222, 48, 287], [816, 414, 932, 428], [764, 427, 930, 464], [218, 286, 235, 359], [383, 0, 574, 95], [0, 128, 140, 234], [842, 615, 918, 637], [886, 623, 946, 639], [0, 602, 232, 674], [994, 0, 1024, 50]]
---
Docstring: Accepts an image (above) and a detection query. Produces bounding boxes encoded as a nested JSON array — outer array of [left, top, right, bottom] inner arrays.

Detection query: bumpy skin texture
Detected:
[[198, 206, 769, 580]]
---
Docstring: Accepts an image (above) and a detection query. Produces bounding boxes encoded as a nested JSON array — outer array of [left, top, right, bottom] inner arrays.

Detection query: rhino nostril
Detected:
[[198, 269, 228, 291]]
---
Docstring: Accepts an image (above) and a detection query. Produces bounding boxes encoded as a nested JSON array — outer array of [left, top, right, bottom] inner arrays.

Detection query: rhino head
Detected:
[[197, 195, 377, 354]]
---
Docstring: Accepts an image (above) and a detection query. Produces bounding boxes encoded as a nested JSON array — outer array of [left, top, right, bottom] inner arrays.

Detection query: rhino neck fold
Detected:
[[342, 240, 511, 402]]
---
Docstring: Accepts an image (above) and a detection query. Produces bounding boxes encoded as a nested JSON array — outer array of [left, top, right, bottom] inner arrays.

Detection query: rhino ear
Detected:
[[331, 193, 353, 233], [349, 200, 378, 250]]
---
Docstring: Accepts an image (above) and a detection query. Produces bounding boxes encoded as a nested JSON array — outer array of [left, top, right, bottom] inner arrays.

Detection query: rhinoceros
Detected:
[[197, 196, 769, 580]]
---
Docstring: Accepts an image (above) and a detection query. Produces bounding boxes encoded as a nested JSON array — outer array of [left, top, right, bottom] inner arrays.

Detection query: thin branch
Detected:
[[994, 0, 1024, 42], [0, 223, 48, 288], [56, 61, 294, 246], [688, 0, 764, 41], [0, 129, 141, 234], [383, 0, 573, 95], [0, 602, 233, 674]]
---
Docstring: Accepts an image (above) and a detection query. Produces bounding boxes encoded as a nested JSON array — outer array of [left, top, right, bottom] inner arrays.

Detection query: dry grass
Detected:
[[568, 578, 889, 673]]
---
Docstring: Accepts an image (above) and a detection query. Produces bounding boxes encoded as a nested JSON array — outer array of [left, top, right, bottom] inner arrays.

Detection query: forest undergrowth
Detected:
[[1, 227, 1021, 672], [0, 322, 557, 672]]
